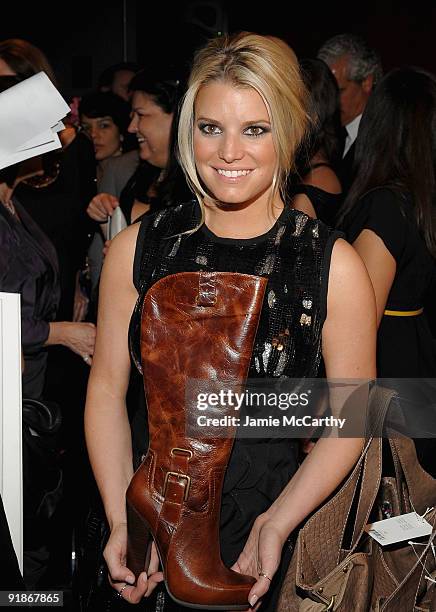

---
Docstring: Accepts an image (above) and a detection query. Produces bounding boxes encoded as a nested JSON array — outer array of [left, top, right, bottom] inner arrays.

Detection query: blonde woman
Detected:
[[85, 33, 376, 610]]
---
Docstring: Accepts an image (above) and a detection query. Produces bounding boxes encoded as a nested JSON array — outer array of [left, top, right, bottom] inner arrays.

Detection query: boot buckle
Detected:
[[163, 471, 191, 500], [171, 447, 193, 459]]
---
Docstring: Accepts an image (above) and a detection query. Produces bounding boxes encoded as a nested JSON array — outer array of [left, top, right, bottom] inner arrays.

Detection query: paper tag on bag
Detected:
[[365, 512, 433, 546]]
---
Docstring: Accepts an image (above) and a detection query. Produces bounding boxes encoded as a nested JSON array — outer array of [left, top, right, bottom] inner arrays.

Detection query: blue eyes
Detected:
[[198, 123, 269, 137]]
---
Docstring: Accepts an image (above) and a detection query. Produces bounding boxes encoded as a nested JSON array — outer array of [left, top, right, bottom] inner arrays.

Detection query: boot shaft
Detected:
[[136, 271, 267, 510]]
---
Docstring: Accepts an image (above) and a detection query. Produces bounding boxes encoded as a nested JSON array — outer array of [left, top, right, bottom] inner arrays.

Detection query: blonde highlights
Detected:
[[178, 32, 309, 210]]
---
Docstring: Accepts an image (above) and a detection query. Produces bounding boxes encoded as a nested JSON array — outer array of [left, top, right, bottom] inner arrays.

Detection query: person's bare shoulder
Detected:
[[328, 238, 376, 317], [329, 237, 368, 281], [101, 223, 141, 293], [323, 238, 377, 378], [305, 165, 342, 194]]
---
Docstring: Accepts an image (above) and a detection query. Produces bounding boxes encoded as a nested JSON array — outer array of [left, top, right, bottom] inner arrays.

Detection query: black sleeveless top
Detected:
[[290, 183, 342, 227], [129, 200, 340, 574], [288, 163, 343, 227], [130, 200, 339, 376]]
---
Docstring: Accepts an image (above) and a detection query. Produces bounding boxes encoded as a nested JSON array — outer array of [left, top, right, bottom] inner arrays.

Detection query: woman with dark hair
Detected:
[[79, 91, 137, 166], [338, 66, 436, 473], [86, 65, 191, 228], [84, 67, 191, 322], [290, 58, 343, 225], [79, 91, 139, 212], [79, 92, 139, 316]]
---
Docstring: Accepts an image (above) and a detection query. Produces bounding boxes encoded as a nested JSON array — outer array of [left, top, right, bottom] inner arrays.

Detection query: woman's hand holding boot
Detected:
[[231, 512, 287, 609], [105, 523, 163, 603]]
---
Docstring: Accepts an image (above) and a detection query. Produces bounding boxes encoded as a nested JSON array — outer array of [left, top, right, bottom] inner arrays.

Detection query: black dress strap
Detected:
[[132, 214, 152, 292], [289, 183, 342, 227]]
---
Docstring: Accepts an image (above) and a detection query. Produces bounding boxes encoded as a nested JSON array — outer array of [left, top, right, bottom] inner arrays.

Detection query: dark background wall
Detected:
[[1, 0, 435, 100], [0, 1, 137, 97]]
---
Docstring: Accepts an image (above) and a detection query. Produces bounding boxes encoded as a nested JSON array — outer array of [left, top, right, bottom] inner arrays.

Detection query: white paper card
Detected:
[[0, 292, 23, 570], [0, 72, 70, 156], [366, 512, 433, 546], [108, 206, 127, 239], [51, 121, 65, 133], [0, 132, 61, 169], [18, 128, 58, 152]]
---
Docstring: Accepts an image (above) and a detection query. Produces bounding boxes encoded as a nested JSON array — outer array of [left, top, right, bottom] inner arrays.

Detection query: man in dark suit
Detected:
[[318, 34, 383, 193]]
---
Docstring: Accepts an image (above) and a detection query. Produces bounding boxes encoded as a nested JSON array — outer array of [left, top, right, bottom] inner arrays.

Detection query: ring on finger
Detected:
[[117, 583, 128, 598], [83, 354, 91, 364], [259, 571, 272, 582]]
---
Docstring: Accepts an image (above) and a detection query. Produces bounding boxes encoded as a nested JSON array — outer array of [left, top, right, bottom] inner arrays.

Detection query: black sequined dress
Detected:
[[128, 200, 341, 611]]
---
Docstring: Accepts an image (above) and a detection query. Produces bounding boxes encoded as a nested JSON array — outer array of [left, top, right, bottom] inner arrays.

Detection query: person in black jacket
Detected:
[[317, 33, 383, 194]]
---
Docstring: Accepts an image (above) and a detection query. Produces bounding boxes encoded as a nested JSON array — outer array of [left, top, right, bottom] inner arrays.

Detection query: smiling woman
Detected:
[[128, 89, 174, 169], [193, 83, 277, 219], [85, 32, 376, 611]]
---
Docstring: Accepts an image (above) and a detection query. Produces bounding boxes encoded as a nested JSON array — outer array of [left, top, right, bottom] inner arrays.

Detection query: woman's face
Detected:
[[80, 115, 122, 161], [128, 92, 173, 168], [193, 81, 277, 207]]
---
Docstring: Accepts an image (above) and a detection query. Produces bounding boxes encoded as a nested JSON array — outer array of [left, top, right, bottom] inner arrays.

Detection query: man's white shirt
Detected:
[[343, 114, 362, 157]]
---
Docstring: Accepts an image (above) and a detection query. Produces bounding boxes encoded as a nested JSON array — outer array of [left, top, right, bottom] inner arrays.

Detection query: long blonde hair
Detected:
[[178, 32, 309, 214]]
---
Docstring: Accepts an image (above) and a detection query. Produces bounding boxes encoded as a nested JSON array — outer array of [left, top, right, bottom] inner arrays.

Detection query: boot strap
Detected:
[[197, 272, 217, 306], [157, 448, 192, 537]]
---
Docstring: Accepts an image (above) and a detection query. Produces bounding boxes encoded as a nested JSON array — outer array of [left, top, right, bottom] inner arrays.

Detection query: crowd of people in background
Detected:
[[0, 27, 436, 612]]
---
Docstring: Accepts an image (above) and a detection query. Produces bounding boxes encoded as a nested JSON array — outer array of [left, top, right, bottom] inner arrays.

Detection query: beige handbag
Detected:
[[278, 389, 436, 611]]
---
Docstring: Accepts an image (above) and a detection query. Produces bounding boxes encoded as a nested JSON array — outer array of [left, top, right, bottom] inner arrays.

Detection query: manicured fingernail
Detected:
[[249, 594, 258, 606], [126, 575, 134, 584], [141, 574, 148, 584]]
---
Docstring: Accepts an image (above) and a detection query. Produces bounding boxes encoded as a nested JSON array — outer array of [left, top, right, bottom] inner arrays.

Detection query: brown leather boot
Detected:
[[126, 271, 267, 610]]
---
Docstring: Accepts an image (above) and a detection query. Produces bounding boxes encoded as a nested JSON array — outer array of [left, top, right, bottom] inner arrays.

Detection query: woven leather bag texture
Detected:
[[278, 387, 436, 611]]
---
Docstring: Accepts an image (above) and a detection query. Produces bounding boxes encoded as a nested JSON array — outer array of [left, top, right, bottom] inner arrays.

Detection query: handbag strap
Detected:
[[298, 385, 395, 583], [347, 386, 397, 548]]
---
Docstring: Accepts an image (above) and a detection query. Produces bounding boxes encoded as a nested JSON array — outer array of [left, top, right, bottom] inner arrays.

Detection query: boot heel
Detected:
[[126, 502, 152, 580]]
